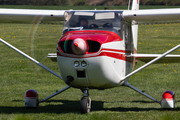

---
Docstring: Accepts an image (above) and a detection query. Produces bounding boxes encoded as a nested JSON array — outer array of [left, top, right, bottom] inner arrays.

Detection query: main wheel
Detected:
[[80, 98, 90, 114]]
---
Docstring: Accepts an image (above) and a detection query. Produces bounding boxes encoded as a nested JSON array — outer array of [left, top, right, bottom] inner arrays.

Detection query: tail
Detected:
[[131, 0, 140, 51], [132, 0, 140, 10]]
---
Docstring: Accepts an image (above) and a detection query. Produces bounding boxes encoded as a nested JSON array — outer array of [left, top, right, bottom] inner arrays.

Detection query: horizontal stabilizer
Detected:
[[123, 44, 180, 80], [47, 53, 57, 62], [49, 53, 180, 63], [132, 54, 180, 63]]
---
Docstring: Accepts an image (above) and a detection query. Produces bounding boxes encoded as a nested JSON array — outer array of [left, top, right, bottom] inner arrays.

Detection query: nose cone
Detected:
[[72, 38, 87, 55]]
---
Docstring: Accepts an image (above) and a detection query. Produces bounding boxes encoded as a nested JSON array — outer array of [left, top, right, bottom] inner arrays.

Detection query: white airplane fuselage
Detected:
[[57, 26, 135, 89]]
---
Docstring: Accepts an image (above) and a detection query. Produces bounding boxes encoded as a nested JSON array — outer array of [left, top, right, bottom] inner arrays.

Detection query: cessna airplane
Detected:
[[1, 0, 180, 113]]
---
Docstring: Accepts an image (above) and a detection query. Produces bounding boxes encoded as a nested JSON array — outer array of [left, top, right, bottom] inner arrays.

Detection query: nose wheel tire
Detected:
[[80, 97, 91, 114]]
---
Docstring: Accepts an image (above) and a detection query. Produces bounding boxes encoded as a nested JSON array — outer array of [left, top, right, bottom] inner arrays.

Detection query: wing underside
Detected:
[[123, 8, 180, 24], [1, 8, 180, 24], [0, 8, 65, 23]]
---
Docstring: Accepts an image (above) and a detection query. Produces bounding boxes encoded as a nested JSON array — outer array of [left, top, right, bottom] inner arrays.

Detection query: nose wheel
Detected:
[[80, 89, 91, 114]]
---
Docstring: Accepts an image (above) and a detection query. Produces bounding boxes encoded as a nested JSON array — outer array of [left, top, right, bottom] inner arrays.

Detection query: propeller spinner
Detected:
[[72, 38, 87, 55]]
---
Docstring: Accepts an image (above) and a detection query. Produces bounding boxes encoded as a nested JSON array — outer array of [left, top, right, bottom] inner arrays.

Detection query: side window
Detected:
[[123, 22, 131, 45], [118, 20, 123, 39]]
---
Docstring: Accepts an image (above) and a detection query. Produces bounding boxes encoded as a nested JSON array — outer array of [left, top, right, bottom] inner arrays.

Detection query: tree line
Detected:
[[0, 0, 180, 6]]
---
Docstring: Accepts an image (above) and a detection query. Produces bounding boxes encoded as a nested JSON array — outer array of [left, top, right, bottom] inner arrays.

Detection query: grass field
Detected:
[[0, 5, 180, 120]]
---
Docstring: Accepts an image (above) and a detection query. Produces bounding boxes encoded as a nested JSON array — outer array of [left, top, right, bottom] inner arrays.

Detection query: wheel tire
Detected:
[[80, 98, 90, 114]]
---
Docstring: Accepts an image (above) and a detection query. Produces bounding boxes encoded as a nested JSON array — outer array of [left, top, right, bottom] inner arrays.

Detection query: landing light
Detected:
[[81, 61, 87, 67], [74, 61, 80, 67]]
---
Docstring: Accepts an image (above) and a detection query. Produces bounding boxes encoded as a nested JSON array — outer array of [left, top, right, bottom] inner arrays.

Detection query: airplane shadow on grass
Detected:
[[0, 99, 179, 114]]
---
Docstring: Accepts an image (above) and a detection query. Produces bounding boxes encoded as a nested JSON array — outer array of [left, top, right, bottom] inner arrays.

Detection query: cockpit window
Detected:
[[63, 11, 123, 37]]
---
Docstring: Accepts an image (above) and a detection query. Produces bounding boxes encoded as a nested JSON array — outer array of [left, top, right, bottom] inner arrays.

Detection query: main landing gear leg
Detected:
[[80, 88, 91, 114]]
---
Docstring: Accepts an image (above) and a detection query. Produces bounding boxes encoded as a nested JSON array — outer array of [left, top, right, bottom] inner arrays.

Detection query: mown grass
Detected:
[[0, 5, 180, 120]]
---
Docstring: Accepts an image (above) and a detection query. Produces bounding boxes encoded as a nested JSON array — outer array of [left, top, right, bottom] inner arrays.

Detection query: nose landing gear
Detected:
[[80, 89, 91, 114]]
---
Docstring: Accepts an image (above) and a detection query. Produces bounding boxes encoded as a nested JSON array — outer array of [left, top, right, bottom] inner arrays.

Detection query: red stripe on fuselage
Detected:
[[57, 49, 133, 62], [102, 48, 132, 54], [98, 51, 126, 61], [102, 48, 125, 53]]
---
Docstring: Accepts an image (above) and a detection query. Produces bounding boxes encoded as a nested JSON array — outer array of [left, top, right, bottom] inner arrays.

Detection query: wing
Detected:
[[0, 8, 65, 23], [123, 8, 180, 24]]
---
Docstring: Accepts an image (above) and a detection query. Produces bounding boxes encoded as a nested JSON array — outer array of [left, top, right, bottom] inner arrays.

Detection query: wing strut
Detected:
[[39, 86, 70, 103], [123, 82, 160, 103], [0, 38, 62, 80], [123, 44, 180, 81]]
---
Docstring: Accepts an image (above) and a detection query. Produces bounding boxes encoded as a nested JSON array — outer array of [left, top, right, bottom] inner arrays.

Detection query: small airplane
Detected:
[[1, 0, 180, 113]]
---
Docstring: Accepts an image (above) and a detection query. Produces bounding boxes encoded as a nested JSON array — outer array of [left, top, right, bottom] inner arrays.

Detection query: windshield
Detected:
[[63, 11, 123, 36]]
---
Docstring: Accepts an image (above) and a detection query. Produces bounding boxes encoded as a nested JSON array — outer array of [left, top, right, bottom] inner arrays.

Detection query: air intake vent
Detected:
[[59, 40, 100, 54], [77, 70, 86, 78], [59, 40, 73, 53], [87, 40, 101, 52]]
